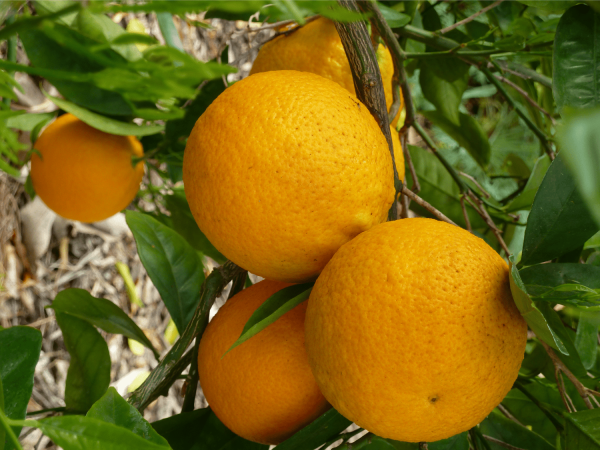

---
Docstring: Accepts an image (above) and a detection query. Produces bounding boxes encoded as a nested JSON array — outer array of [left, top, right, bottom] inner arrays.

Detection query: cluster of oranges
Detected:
[[31, 18, 527, 446]]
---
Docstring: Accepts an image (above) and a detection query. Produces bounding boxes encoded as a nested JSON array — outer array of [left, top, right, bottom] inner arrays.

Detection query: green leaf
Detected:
[[34, 0, 80, 26], [5, 112, 55, 132], [509, 256, 568, 354], [505, 155, 551, 213], [163, 190, 226, 264], [519, 1, 577, 12], [276, 408, 352, 450], [553, 4, 600, 111], [405, 145, 485, 229], [565, 408, 600, 449], [420, 61, 468, 126], [55, 312, 111, 413], [87, 387, 169, 447], [45, 93, 164, 137], [377, 2, 410, 28], [0, 327, 42, 450], [50, 288, 159, 359], [0, 376, 4, 450], [428, 432, 469, 450], [225, 284, 312, 355], [109, 33, 159, 47], [152, 407, 267, 450], [421, 110, 491, 169], [480, 409, 555, 450], [557, 107, 600, 227], [126, 210, 205, 334], [157, 12, 184, 51], [575, 312, 599, 370], [521, 154, 599, 266], [35, 416, 171, 450]]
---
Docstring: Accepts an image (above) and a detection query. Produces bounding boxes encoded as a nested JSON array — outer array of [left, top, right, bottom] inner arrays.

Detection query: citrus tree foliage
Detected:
[[2, 1, 600, 450]]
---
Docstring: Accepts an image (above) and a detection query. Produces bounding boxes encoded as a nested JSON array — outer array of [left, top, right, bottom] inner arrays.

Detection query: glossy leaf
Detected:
[[557, 107, 600, 227], [377, 2, 410, 28], [420, 61, 468, 126], [505, 155, 551, 213], [565, 408, 600, 449], [405, 145, 485, 229], [35, 415, 171, 450], [87, 387, 169, 446], [508, 256, 568, 354], [126, 210, 206, 334], [51, 288, 158, 358], [55, 312, 111, 413], [226, 284, 313, 355], [276, 408, 352, 450], [152, 407, 267, 450], [553, 4, 600, 111], [163, 190, 226, 264], [428, 432, 469, 450], [480, 409, 555, 450], [45, 93, 164, 136], [421, 110, 491, 168], [0, 327, 42, 450], [575, 312, 600, 370], [521, 154, 599, 265]]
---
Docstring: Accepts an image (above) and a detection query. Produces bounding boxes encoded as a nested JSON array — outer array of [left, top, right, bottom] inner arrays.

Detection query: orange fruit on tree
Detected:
[[198, 279, 330, 445], [250, 17, 405, 129], [30, 114, 144, 223], [305, 218, 527, 442], [183, 70, 395, 283]]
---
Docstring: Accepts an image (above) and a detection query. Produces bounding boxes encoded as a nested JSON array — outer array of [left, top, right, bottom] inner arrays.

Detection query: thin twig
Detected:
[[401, 134, 420, 194], [466, 193, 510, 255], [459, 172, 490, 198], [497, 404, 525, 427], [439, 0, 505, 35], [400, 192, 410, 219], [492, 73, 556, 125], [539, 340, 594, 410], [419, 442, 429, 450], [483, 435, 527, 450], [556, 368, 575, 412], [402, 186, 457, 226], [460, 195, 472, 232]]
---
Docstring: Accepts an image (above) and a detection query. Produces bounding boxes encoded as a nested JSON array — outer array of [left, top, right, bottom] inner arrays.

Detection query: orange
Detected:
[[390, 124, 405, 182], [183, 70, 395, 282], [30, 114, 144, 223], [198, 280, 330, 445], [305, 218, 527, 442], [250, 17, 404, 128]]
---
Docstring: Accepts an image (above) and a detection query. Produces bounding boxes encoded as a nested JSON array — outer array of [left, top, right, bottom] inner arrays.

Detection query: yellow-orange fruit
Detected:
[[183, 70, 395, 282], [305, 218, 527, 442], [390, 125, 405, 182], [30, 114, 144, 223], [250, 17, 404, 128], [198, 280, 330, 445]]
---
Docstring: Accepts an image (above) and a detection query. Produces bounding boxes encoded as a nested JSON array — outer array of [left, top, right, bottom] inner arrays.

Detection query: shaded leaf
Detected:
[[276, 408, 352, 450], [35, 416, 171, 450], [505, 155, 551, 213], [51, 288, 158, 358], [377, 2, 410, 28], [480, 409, 555, 450], [428, 432, 469, 450], [575, 312, 600, 370], [87, 387, 169, 447], [553, 4, 600, 111], [0, 327, 42, 450], [420, 61, 468, 126], [126, 210, 205, 333], [564, 408, 600, 449], [521, 154, 599, 266], [55, 312, 111, 413], [152, 407, 267, 450], [226, 284, 312, 355]]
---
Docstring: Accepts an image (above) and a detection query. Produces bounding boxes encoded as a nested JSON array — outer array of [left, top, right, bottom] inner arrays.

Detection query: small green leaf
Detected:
[[225, 284, 313, 355], [50, 288, 159, 358], [521, 154, 599, 266], [0, 327, 42, 450], [575, 312, 600, 370], [509, 256, 568, 355], [55, 312, 111, 413], [565, 408, 600, 449], [553, 4, 600, 111], [557, 107, 600, 227], [35, 415, 171, 450], [420, 61, 468, 127], [45, 93, 165, 137], [276, 408, 352, 450], [126, 210, 205, 333], [87, 387, 169, 446], [152, 407, 267, 450], [421, 110, 491, 169]]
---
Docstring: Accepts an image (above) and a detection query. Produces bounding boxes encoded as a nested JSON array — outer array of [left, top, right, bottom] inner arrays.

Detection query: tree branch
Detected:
[[438, 0, 505, 35]]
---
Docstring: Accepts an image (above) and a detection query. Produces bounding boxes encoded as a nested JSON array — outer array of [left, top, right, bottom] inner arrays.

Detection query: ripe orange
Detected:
[[183, 70, 395, 282], [198, 280, 330, 445], [389, 125, 405, 183], [250, 17, 404, 128], [305, 218, 527, 442], [30, 114, 144, 223]]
